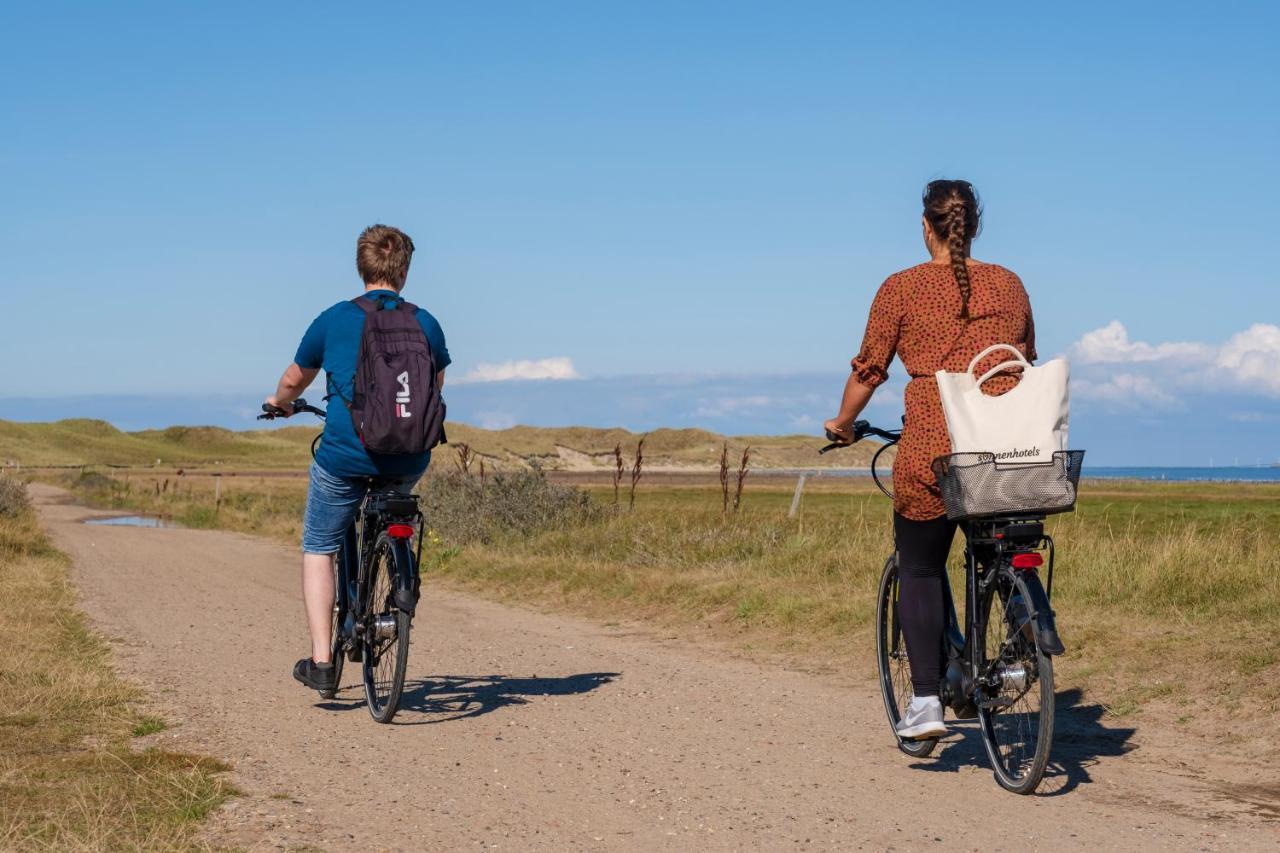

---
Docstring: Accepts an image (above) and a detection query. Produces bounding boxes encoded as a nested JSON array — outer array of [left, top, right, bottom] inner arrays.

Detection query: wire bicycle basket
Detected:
[[931, 450, 1085, 521]]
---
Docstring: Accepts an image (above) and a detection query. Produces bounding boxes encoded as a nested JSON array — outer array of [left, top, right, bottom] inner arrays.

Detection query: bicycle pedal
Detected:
[[347, 646, 363, 663]]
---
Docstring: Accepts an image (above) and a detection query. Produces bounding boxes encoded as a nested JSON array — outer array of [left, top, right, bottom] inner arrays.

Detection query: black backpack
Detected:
[[345, 295, 446, 455]]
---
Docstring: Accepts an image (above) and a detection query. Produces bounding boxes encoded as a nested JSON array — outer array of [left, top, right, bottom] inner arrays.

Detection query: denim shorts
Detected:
[[302, 462, 419, 554]]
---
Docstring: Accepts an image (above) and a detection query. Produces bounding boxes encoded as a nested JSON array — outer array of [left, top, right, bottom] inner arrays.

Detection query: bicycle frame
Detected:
[[926, 517, 1061, 718], [333, 489, 424, 660]]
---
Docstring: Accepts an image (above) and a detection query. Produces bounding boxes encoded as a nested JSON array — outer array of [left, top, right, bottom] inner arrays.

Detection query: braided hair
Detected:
[[923, 180, 982, 319]]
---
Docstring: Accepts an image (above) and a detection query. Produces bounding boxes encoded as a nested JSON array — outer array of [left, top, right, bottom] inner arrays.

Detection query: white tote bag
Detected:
[[935, 344, 1069, 463]]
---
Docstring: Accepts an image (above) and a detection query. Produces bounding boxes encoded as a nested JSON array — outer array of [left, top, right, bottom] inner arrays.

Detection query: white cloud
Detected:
[[865, 383, 904, 410], [694, 395, 774, 418], [1070, 321, 1280, 400], [460, 357, 581, 384], [1215, 324, 1280, 395], [1072, 373, 1179, 408], [476, 411, 518, 430], [788, 413, 822, 430], [1072, 320, 1211, 365]]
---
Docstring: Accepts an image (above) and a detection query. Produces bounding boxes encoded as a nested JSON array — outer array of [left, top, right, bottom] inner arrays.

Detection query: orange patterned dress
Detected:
[[851, 261, 1037, 521]]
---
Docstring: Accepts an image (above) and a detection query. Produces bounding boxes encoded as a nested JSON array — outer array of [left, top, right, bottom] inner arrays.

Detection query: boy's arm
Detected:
[[268, 308, 327, 415], [265, 363, 319, 415]]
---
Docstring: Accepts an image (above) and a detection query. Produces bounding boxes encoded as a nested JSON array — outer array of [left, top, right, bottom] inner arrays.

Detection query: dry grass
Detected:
[[0, 479, 234, 851], [436, 478, 1280, 727], [48, 468, 1280, 732], [1, 417, 884, 471]]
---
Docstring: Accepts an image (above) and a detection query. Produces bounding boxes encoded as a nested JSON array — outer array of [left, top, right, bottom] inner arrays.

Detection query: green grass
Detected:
[[426, 479, 1280, 736], [132, 716, 169, 738], [41, 464, 1280, 733], [0, 480, 234, 850]]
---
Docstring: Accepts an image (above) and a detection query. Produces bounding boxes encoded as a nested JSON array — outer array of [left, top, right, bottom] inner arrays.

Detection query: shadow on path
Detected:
[[316, 672, 620, 725], [907, 688, 1137, 796]]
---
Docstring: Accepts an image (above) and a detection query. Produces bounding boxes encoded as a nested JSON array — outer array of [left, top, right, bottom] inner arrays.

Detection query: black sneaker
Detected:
[[293, 658, 336, 692]]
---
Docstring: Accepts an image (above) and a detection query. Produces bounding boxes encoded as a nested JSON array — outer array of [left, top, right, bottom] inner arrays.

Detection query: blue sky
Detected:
[[1, 2, 1277, 464]]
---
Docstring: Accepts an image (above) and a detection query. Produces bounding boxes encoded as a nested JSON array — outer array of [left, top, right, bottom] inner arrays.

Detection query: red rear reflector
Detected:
[[386, 524, 415, 539], [1011, 553, 1043, 569]]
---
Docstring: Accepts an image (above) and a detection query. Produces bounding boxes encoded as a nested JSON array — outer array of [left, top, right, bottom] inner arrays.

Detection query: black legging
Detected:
[[893, 512, 958, 698]]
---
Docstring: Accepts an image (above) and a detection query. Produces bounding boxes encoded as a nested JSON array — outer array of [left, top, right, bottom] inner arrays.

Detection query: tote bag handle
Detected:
[[966, 343, 1032, 388]]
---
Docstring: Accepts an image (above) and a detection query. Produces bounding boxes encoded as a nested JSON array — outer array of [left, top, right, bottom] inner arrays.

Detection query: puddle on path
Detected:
[[84, 515, 181, 529]]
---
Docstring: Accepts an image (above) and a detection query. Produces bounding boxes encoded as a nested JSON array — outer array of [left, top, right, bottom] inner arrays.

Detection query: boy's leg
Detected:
[[296, 463, 366, 686], [302, 553, 336, 663]]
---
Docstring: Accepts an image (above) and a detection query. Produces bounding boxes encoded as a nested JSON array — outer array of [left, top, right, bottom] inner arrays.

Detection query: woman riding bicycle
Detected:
[[824, 180, 1037, 740]]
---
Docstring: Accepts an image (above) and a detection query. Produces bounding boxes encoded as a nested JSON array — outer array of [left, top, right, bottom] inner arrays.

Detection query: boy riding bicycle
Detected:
[[264, 225, 450, 693]]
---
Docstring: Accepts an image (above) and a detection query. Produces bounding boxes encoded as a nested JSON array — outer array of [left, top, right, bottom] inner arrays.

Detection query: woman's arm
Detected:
[[824, 372, 875, 441], [825, 275, 902, 441]]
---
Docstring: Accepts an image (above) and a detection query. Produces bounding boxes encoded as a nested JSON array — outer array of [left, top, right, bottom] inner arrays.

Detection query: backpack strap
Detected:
[[351, 294, 420, 313], [353, 294, 394, 313]]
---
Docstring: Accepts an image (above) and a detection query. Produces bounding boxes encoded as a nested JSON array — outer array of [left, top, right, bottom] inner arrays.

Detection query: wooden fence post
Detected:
[[788, 474, 807, 518]]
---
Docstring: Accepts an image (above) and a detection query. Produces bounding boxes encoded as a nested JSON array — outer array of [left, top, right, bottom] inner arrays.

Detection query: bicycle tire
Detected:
[[875, 556, 938, 758], [362, 533, 412, 723], [977, 565, 1054, 794], [319, 559, 345, 700]]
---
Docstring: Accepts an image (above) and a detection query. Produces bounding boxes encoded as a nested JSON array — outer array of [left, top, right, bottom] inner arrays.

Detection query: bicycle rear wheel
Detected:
[[977, 565, 1055, 793], [875, 556, 938, 758], [362, 533, 412, 723]]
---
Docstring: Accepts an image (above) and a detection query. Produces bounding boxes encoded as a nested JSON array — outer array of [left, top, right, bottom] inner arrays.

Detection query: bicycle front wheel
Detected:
[[977, 565, 1055, 794], [876, 556, 938, 758], [320, 557, 345, 700], [361, 533, 412, 723]]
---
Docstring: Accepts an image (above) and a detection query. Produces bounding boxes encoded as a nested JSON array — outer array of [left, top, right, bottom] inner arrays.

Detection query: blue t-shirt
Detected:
[[294, 289, 451, 479]]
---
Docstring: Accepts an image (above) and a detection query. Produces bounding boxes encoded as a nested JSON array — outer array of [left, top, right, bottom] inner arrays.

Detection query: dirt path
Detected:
[[32, 484, 1278, 851]]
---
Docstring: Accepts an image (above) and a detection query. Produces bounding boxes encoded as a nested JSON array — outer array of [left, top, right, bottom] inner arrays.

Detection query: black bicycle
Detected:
[[822, 420, 1082, 794], [260, 399, 425, 723]]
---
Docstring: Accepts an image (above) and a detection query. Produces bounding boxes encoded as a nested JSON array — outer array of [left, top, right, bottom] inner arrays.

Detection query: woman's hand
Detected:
[[823, 418, 853, 444], [826, 371, 875, 444]]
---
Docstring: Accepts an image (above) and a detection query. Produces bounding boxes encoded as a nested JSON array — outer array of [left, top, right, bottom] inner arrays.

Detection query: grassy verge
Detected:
[[0, 479, 234, 850], [50, 468, 1280, 733]]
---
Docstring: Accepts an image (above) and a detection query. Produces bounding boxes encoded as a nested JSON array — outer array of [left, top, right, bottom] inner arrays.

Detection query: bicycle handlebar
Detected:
[[818, 419, 901, 454], [257, 398, 327, 421]]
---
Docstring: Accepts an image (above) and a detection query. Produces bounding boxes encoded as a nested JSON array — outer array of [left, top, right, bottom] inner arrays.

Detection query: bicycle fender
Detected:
[[388, 537, 419, 616], [1019, 571, 1065, 656]]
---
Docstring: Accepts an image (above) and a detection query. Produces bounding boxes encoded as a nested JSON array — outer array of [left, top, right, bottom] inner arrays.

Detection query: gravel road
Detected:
[[33, 483, 1277, 851]]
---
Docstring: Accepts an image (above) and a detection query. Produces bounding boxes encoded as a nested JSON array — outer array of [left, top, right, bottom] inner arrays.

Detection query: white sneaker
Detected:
[[895, 696, 947, 740]]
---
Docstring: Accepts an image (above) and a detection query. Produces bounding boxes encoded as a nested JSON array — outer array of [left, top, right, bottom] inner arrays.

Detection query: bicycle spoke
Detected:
[[979, 570, 1050, 789]]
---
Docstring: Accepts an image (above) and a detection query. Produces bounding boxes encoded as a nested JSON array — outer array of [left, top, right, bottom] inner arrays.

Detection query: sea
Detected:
[[1083, 466, 1280, 483], [785, 466, 1280, 483]]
